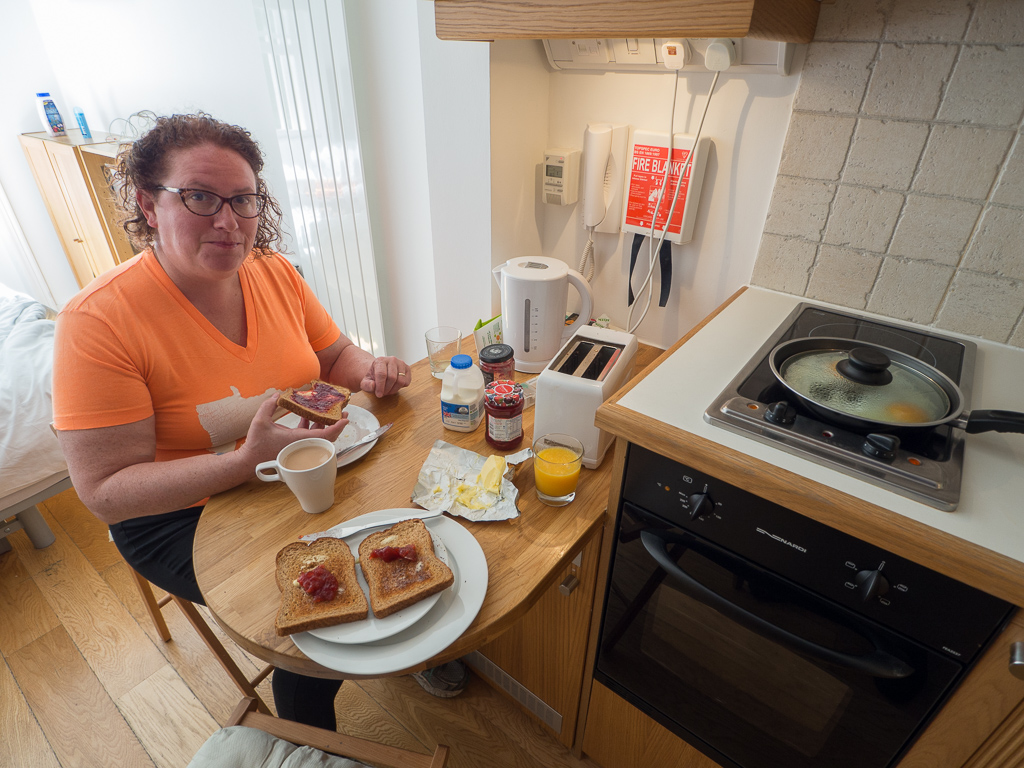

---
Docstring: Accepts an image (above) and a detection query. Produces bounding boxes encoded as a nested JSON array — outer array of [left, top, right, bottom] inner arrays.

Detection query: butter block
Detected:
[[478, 455, 506, 493]]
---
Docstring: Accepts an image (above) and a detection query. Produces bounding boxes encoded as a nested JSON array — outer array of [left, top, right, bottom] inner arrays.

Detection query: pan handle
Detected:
[[964, 410, 1024, 434]]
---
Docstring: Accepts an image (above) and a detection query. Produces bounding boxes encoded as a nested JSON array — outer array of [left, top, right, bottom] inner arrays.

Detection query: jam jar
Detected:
[[478, 344, 515, 386], [483, 380, 524, 450]]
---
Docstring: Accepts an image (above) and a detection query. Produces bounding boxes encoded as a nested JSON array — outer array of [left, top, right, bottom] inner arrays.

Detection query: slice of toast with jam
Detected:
[[278, 379, 350, 425], [275, 537, 368, 636], [358, 519, 454, 618]]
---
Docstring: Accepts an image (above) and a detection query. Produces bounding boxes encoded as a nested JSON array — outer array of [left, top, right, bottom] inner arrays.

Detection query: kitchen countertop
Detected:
[[598, 286, 1024, 606]]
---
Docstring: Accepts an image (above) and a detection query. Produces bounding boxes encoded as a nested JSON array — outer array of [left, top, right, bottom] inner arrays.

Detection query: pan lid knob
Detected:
[[838, 347, 894, 386]]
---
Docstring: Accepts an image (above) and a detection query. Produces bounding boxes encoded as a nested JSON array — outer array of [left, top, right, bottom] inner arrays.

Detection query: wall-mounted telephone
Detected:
[[581, 123, 628, 234]]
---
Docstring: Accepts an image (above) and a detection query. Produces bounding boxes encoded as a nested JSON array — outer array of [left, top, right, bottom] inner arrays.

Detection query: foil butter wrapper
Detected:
[[411, 440, 532, 522]]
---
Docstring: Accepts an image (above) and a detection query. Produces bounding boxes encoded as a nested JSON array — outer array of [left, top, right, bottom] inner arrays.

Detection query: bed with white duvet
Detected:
[[0, 282, 66, 549]]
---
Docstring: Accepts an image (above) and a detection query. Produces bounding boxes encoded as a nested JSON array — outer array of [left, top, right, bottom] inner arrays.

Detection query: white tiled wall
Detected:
[[751, 0, 1024, 347]]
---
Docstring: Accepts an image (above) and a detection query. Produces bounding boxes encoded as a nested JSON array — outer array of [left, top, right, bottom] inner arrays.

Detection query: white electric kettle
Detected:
[[492, 256, 595, 373]]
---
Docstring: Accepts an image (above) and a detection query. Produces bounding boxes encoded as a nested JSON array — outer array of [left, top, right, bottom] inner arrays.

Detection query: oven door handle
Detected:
[[640, 529, 915, 680]]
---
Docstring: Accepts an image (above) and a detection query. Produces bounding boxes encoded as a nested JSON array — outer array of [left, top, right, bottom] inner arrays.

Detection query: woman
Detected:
[[52, 113, 424, 729]]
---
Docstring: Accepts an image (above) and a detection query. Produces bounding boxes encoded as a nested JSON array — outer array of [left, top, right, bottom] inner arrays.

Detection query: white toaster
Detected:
[[533, 325, 638, 469]]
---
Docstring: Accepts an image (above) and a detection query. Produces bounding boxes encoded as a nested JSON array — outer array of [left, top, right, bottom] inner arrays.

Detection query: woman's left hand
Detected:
[[360, 356, 411, 397]]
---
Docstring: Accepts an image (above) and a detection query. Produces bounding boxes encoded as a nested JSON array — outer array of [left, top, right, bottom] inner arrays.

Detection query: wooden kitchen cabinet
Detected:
[[470, 525, 604, 748], [20, 130, 136, 289], [897, 611, 1024, 768], [433, 0, 821, 43], [584, 680, 718, 767]]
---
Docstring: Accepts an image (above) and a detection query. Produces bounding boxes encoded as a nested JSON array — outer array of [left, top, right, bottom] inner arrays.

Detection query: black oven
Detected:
[[594, 445, 1014, 768]]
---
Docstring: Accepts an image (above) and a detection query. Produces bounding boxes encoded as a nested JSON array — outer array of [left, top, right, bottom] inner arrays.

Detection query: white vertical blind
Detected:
[[254, 0, 386, 356]]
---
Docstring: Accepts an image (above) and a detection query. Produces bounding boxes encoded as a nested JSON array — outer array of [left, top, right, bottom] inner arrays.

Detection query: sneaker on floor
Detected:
[[412, 659, 469, 698]]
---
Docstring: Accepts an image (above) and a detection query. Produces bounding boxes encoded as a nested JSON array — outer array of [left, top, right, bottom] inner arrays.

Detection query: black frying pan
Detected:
[[768, 338, 1024, 436]]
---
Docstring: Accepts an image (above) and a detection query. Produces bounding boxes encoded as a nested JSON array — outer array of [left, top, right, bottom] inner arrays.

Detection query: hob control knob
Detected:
[[863, 433, 900, 461], [855, 569, 890, 602], [765, 401, 797, 425], [688, 493, 715, 521]]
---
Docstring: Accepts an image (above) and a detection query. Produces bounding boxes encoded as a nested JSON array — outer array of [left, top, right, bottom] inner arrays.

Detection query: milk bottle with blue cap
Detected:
[[440, 354, 485, 432]]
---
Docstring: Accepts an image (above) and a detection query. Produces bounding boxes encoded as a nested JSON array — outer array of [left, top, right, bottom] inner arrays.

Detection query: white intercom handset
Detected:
[[582, 124, 613, 230], [578, 123, 628, 280]]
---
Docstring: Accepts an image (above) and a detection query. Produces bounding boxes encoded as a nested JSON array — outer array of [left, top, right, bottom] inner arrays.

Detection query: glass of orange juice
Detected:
[[532, 433, 585, 506]]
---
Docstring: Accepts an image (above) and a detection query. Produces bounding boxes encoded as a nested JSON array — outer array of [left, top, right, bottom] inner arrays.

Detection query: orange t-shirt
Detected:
[[52, 250, 341, 462]]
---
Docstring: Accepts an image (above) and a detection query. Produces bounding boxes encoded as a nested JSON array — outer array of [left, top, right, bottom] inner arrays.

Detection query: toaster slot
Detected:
[[582, 345, 621, 381], [554, 341, 595, 375]]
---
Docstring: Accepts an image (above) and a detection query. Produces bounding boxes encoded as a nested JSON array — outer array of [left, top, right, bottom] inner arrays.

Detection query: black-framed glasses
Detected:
[[156, 186, 266, 219]]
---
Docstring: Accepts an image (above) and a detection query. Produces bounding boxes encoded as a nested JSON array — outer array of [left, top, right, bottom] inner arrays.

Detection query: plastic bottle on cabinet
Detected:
[[36, 93, 66, 137], [440, 354, 485, 432], [73, 107, 92, 139]]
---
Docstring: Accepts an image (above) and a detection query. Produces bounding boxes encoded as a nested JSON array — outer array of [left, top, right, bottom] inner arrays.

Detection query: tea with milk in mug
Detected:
[[282, 445, 333, 471]]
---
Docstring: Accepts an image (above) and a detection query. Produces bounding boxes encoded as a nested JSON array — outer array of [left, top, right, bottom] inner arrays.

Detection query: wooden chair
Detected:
[[129, 568, 274, 714], [189, 696, 451, 768]]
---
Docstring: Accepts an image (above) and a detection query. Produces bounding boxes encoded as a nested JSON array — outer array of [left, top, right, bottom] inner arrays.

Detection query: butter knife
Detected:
[[301, 508, 443, 542], [335, 422, 392, 459]]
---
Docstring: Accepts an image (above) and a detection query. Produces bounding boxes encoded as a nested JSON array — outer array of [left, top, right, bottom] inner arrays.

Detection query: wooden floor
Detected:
[[1, 487, 602, 768]]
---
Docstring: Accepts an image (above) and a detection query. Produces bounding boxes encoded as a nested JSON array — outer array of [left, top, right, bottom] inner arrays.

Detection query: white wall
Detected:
[[1, 0, 288, 308], [345, 1, 491, 363], [416, 7, 492, 334], [0, 0, 79, 305], [490, 40, 803, 350]]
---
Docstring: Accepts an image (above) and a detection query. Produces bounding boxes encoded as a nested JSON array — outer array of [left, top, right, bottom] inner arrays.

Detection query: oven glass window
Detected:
[[595, 505, 961, 768]]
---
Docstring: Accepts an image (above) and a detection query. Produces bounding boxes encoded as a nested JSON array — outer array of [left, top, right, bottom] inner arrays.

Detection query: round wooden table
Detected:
[[194, 341, 658, 678]]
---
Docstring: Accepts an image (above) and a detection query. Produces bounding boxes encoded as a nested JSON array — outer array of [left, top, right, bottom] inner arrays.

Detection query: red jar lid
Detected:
[[485, 380, 523, 406]]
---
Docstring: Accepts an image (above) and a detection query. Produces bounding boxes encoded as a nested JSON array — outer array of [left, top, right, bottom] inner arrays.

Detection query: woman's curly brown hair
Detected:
[[113, 112, 285, 256]]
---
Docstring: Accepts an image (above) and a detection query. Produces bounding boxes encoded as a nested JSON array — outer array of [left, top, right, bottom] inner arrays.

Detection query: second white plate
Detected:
[[276, 405, 380, 467], [291, 511, 488, 677]]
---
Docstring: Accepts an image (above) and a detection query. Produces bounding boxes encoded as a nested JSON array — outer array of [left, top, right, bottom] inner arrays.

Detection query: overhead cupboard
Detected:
[[20, 130, 137, 289], [432, 0, 822, 43]]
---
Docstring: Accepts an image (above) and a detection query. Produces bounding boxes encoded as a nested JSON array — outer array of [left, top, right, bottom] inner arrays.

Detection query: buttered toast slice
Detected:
[[357, 519, 454, 619], [275, 537, 368, 636]]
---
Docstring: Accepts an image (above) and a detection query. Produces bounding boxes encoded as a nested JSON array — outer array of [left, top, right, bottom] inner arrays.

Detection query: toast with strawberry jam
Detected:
[[358, 519, 454, 618], [278, 379, 350, 426], [275, 537, 368, 636]]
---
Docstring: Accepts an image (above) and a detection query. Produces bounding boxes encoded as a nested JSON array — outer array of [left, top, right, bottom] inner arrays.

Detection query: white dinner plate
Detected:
[[276, 405, 380, 467], [306, 526, 450, 644], [291, 510, 488, 676]]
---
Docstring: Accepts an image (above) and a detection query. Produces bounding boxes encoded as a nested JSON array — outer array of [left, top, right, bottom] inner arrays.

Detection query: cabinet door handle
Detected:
[[73, 238, 84, 243], [559, 574, 580, 596], [1011, 642, 1024, 680]]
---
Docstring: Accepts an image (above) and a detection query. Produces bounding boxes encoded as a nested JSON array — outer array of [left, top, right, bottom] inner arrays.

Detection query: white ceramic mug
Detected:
[[255, 437, 337, 514]]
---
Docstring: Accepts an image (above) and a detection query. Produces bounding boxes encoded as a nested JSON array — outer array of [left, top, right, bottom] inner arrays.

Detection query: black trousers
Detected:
[[109, 507, 343, 730]]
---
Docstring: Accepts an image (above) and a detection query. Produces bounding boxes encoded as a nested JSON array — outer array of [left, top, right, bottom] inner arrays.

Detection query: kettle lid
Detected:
[[504, 256, 568, 282]]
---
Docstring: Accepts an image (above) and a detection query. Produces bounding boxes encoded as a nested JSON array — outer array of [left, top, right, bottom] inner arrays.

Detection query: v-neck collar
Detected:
[[143, 249, 257, 362]]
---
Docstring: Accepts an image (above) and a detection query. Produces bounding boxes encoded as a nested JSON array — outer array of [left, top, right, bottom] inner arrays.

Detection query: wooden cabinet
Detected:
[[583, 681, 717, 767], [433, 0, 821, 43], [20, 130, 136, 289], [469, 525, 604, 748], [897, 612, 1024, 768]]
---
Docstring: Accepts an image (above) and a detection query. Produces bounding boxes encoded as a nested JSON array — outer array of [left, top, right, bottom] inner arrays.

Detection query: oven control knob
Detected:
[[764, 401, 797, 425], [855, 569, 890, 602], [688, 493, 715, 521], [863, 433, 901, 462]]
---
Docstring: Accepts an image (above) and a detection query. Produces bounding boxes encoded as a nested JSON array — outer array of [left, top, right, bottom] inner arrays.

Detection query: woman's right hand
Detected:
[[239, 396, 348, 468]]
